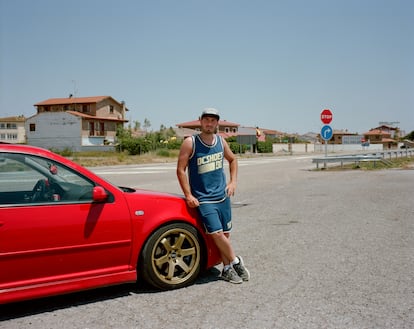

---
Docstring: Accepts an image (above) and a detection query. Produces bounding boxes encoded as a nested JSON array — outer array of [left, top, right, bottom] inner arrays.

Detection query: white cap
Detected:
[[201, 108, 220, 120]]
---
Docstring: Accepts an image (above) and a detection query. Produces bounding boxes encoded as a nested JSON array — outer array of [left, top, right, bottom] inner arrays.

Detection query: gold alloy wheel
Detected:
[[141, 223, 202, 289]]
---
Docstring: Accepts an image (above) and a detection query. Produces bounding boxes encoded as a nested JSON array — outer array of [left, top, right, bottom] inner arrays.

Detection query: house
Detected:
[[174, 127, 199, 140], [26, 96, 128, 151], [176, 119, 240, 139], [374, 124, 400, 139], [363, 128, 397, 149], [246, 127, 285, 142], [0, 115, 26, 144], [260, 128, 284, 139]]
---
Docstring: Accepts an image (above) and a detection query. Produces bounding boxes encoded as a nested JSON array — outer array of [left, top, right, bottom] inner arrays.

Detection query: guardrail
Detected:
[[312, 148, 414, 169]]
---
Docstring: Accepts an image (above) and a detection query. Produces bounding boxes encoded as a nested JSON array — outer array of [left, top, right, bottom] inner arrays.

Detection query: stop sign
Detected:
[[320, 109, 333, 124]]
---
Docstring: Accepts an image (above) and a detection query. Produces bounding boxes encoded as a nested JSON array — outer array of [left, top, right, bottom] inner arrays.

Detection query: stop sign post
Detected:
[[320, 109, 333, 166]]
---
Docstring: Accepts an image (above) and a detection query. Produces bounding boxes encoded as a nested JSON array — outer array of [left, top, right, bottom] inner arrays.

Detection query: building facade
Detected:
[[26, 96, 128, 151], [0, 116, 26, 143]]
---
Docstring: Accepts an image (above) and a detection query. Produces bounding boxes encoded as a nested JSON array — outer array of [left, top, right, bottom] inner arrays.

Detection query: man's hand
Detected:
[[185, 194, 200, 208], [226, 181, 237, 197]]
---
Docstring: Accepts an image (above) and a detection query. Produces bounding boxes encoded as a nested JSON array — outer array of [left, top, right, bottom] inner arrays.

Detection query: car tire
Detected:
[[140, 222, 203, 290]]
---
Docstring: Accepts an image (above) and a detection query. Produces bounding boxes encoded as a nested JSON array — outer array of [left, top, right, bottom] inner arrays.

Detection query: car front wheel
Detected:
[[140, 222, 203, 290]]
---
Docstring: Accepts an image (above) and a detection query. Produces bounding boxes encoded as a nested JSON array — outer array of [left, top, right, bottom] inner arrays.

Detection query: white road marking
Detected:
[[91, 156, 313, 175]]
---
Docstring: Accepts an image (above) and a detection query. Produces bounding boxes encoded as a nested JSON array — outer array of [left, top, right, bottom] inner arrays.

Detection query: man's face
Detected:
[[200, 116, 219, 133]]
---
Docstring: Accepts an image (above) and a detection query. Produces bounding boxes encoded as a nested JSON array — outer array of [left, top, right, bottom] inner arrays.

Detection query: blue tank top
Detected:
[[188, 134, 227, 203]]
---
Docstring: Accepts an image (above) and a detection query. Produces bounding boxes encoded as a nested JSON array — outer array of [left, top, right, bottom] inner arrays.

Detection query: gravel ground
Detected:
[[1, 156, 413, 329]]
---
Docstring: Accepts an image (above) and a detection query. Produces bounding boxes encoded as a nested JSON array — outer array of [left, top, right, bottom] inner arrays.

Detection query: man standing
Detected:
[[176, 108, 250, 284]]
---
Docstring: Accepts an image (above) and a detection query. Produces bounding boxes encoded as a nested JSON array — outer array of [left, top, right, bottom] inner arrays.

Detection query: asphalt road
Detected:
[[1, 155, 413, 329]]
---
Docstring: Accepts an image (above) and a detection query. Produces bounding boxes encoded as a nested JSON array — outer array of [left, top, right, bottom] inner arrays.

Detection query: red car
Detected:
[[0, 143, 220, 304]]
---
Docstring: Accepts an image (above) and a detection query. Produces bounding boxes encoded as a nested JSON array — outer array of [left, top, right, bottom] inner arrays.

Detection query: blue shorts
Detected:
[[197, 197, 232, 234]]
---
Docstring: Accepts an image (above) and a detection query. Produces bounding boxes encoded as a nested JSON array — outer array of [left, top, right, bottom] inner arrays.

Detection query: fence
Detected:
[[272, 143, 386, 154], [312, 148, 414, 169]]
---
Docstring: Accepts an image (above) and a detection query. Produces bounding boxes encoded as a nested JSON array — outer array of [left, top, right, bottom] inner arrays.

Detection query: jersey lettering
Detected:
[[197, 151, 223, 174]]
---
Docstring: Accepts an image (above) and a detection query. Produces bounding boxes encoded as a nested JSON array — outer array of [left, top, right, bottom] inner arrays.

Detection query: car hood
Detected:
[[119, 186, 184, 200], [120, 186, 195, 216]]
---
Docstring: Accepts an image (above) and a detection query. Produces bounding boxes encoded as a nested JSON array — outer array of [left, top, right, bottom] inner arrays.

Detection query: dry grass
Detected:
[[69, 150, 180, 167], [326, 157, 414, 171]]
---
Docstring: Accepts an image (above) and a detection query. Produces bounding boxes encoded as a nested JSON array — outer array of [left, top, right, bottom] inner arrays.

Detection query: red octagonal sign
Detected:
[[320, 109, 333, 124]]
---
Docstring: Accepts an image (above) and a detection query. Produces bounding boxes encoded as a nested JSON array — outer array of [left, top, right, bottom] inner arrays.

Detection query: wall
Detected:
[[272, 143, 315, 153], [314, 143, 384, 153], [272, 143, 384, 154], [95, 98, 124, 120], [26, 112, 82, 151]]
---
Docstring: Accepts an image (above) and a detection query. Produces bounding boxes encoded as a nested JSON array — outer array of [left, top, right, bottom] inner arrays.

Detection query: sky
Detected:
[[1, 0, 413, 135]]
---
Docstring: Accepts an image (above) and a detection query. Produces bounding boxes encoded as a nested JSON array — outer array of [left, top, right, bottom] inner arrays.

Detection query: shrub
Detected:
[[118, 137, 152, 155], [257, 141, 273, 153], [228, 142, 247, 154]]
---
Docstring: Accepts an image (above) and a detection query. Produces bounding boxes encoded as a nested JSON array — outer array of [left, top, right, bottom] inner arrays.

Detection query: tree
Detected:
[[143, 118, 151, 131], [116, 125, 131, 139], [404, 130, 414, 140]]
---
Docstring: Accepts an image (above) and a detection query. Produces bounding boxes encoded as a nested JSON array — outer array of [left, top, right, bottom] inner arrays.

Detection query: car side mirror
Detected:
[[92, 186, 108, 202]]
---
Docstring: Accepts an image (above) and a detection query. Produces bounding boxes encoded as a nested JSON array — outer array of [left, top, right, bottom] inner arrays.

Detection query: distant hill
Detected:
[[298, 132, 319, 143]]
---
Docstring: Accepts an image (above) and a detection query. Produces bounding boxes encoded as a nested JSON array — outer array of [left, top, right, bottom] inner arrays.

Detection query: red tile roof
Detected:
[[243, 126, 284, 135], [176, 119, 240, 127], [34, 96, 114, 106], [364, 129, 391, 136]]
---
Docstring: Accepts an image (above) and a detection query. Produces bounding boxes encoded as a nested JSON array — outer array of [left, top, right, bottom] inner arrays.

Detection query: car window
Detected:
[[0, 153, 95, 205]]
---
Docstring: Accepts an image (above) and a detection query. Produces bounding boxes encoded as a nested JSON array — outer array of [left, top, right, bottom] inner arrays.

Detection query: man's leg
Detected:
[[212, 231, 242, 284], [211, 231, 236, 265], [215, 232, 250, 282]]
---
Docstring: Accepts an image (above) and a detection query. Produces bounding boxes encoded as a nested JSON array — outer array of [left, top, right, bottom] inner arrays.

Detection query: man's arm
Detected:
[[223, 138, 238, 196], [176, 137, 199, 208]]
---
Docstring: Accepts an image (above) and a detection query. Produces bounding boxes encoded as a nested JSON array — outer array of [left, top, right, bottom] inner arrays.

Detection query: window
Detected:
[[99, 122, 105, 136], [82, 105, 89, 113], [89, 121, 95, 136], [0, 123, 17, 129], [0, 153, 95, 204], [109, 105, 114, 114], [29, 124, 36, 132]]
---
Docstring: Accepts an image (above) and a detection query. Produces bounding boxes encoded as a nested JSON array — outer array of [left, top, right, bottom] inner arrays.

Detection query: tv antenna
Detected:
[[71, 80, 78, 98], [379, 121, 400, 126]]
